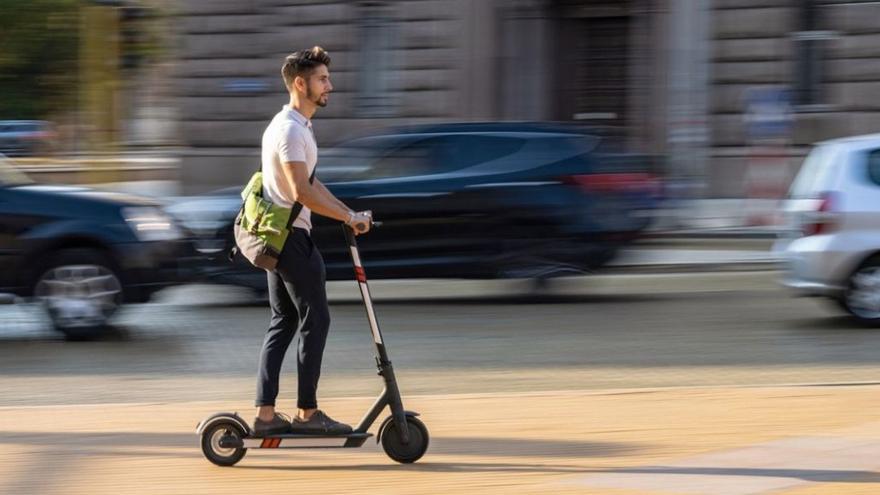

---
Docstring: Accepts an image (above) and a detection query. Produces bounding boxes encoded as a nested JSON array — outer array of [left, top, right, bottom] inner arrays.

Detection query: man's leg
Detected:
[[294, 246, 330, 412], [254, 268, 297, 424], [275, 231, 350, 434], [274, 232, 330, 411]]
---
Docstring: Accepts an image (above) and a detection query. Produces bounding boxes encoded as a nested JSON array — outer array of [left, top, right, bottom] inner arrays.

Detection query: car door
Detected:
[[316, 133, 536, 279], [0, 186, 19, 289], [0, 187, 51, 291]]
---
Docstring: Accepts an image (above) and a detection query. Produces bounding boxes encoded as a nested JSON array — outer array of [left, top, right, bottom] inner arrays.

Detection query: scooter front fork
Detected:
[[379, 361, 411, 445]]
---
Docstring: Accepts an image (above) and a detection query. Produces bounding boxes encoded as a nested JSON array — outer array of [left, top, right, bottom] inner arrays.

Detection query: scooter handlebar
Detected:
[[351, 219, 381, 234]]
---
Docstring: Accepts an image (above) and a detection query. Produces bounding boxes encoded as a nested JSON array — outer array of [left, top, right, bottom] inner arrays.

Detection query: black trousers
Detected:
[[255, 228, 330, 410]]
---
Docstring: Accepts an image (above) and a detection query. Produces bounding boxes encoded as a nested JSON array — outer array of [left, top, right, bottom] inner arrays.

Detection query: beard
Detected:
[[307, 86, 328, 107]]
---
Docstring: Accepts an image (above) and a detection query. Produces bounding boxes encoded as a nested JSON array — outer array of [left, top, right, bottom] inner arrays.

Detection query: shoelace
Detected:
[[297, 410, 331, 426], [274, 412, 292, 423], [313, 411, 330, 425]]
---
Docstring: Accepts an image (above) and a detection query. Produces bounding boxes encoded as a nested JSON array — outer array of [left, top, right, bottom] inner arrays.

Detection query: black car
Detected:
[[0, 155, 187, 338], [170, 122, 662, 292]]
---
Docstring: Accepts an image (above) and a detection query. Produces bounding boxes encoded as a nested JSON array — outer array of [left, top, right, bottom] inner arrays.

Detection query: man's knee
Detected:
[[314, 305, 331, 331], [269, 314, 297, 333]]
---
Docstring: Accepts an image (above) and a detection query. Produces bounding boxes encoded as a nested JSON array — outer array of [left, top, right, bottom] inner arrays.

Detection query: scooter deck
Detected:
[[235, 432, 373, 449]]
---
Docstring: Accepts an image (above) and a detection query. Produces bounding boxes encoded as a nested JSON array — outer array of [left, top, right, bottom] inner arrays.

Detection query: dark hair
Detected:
[[282, 46, 331, 89]]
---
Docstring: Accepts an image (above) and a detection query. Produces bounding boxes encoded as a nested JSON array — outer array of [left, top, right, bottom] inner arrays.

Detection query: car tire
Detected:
[[829, 297, 850, 314], [32, 248, 123, 339], [841, 258, 880, 326]]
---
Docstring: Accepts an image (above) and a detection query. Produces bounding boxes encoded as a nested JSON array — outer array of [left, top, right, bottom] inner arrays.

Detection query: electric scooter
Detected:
[[197, 221, 429, 465]]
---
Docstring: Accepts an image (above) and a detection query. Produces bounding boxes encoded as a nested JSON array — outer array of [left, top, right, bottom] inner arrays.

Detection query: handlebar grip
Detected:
[[350, 219, 380, 233]]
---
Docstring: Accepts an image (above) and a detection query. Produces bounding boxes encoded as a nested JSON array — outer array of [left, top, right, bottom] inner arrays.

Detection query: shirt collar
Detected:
[[284, 105, 312, 129]]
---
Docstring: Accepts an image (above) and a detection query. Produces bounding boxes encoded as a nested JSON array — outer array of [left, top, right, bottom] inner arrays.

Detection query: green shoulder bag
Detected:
[[232, 168, 315, 271]]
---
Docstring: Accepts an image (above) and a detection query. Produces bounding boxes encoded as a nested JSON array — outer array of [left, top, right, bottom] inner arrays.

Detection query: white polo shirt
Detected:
[[261, 105, 318, 231]]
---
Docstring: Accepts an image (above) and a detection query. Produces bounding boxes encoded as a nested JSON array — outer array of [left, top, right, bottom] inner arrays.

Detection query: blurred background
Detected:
[[3, 0, 877, 328], [5, 0, 857, 201], [5, 1, 880, 492]]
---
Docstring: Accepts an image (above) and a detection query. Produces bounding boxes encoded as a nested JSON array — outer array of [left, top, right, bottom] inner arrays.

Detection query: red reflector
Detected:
[[803, 192, 837, 236]]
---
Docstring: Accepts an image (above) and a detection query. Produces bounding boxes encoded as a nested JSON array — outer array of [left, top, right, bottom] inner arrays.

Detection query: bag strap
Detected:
[[286, 167, 317, 229]]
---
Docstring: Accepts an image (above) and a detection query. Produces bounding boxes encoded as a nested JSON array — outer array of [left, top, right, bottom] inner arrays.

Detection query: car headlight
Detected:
[[165, 197, 241, 236], [121, 206, 183, 242]]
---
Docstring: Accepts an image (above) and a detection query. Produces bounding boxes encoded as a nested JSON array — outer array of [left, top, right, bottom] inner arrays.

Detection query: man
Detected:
[[253, 46, 372, 436]]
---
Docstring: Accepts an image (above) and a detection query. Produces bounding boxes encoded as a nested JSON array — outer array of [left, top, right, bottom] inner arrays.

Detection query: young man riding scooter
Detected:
[[253, 46, 373, 436]]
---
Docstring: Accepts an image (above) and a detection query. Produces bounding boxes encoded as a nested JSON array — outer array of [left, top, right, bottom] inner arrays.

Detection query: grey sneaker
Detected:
[[291, 410, 353, 435], [252, 412, 292, 436]]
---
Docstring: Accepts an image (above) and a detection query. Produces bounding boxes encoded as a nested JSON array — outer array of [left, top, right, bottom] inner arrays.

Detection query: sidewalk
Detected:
[[2, 385, 879, 495]]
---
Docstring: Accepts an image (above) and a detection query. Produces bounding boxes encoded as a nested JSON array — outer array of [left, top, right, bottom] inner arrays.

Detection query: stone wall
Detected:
[[708, 0, 880, 197]]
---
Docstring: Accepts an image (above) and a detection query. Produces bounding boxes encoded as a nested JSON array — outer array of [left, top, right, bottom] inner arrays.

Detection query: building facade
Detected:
[[172, 0, 880, 197], [172, 0, 666, 192]]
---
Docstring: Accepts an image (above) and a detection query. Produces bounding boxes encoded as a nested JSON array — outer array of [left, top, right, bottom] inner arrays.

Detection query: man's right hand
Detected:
[[347, 211, 372, 235]]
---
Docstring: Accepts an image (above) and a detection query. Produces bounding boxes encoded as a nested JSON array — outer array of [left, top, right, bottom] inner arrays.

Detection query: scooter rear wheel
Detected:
[[200, 421, 247, 466], [380, 416, 429, 464]]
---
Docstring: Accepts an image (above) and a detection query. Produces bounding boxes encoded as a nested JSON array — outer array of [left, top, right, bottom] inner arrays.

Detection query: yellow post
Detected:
[[79, 3, 120, 183], [80, 4, 121, 184]]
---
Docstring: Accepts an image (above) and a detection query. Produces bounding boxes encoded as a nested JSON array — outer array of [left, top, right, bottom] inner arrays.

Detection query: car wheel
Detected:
[[842, 259, 880, 325], [829, 297, 850, 314], [33, 248, 123, 339]]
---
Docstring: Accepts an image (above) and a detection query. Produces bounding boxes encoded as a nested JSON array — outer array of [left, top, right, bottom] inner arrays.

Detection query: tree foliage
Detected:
[[0, 0, 80, 119]]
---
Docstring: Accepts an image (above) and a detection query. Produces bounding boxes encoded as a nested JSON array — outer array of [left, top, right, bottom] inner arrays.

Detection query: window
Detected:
[[366, 139, 435, 179], [319, 137, 435, 181], [356, 2, 398, 117], [434, 136, 526, 170], [867, 149, 880, 187], [789, 144, 838, 198], [792, 0, 837, 109]]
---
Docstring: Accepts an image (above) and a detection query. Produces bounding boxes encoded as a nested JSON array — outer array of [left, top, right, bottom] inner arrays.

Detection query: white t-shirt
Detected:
[[261, 105, 318, 231]]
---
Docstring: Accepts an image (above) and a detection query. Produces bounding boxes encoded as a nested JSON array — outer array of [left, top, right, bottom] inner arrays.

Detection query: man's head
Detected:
[[282, 46, 332, 108]]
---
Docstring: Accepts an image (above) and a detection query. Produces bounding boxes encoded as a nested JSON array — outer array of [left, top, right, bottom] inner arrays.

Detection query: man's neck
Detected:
[[289, 95, 316, 120]]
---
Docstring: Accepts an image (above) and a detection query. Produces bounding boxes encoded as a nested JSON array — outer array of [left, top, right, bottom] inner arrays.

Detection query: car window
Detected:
[[789, 144, 839, 198], [319, 137, 437, 181], [317, 140, 381, 181], [434, 135, 525, 170], [867, 149, 880, 187], [364, 139, 436, 179]]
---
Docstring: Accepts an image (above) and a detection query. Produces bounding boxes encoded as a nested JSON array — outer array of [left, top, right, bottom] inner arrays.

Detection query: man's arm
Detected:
[[281, 161, 370, 230], [313, 179, 351, 213]]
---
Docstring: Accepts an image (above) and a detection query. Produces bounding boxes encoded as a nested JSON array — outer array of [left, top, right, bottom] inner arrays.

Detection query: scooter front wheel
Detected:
[[200, 421, 247, 466], [380, 416, 429, 463]]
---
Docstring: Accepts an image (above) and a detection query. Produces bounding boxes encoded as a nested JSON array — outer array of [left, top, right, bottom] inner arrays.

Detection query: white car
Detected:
[[775, 133, 880, 324]]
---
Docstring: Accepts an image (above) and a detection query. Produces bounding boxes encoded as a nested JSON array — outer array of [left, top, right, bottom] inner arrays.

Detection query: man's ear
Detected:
[[294, 75, 306, 93]]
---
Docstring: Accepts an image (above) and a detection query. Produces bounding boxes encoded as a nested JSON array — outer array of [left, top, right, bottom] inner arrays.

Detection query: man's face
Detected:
[[303, 64, 332, 107]]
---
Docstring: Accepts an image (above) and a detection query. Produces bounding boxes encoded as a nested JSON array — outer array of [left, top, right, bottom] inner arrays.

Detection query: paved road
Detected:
[[2, 271, 878, 407], [4, 272, 880, 495]]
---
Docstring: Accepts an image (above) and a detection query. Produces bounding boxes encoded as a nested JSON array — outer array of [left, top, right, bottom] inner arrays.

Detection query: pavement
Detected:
[[5, 272, 880, 494], [3, 385, 880, 494]]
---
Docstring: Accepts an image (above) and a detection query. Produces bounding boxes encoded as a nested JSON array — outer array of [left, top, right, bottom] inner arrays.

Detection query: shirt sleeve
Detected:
[[278, 125, 307, 164]]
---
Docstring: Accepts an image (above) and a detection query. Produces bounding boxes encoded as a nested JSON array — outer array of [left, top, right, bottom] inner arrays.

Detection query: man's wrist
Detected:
[[346, 211, 356, 224]]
